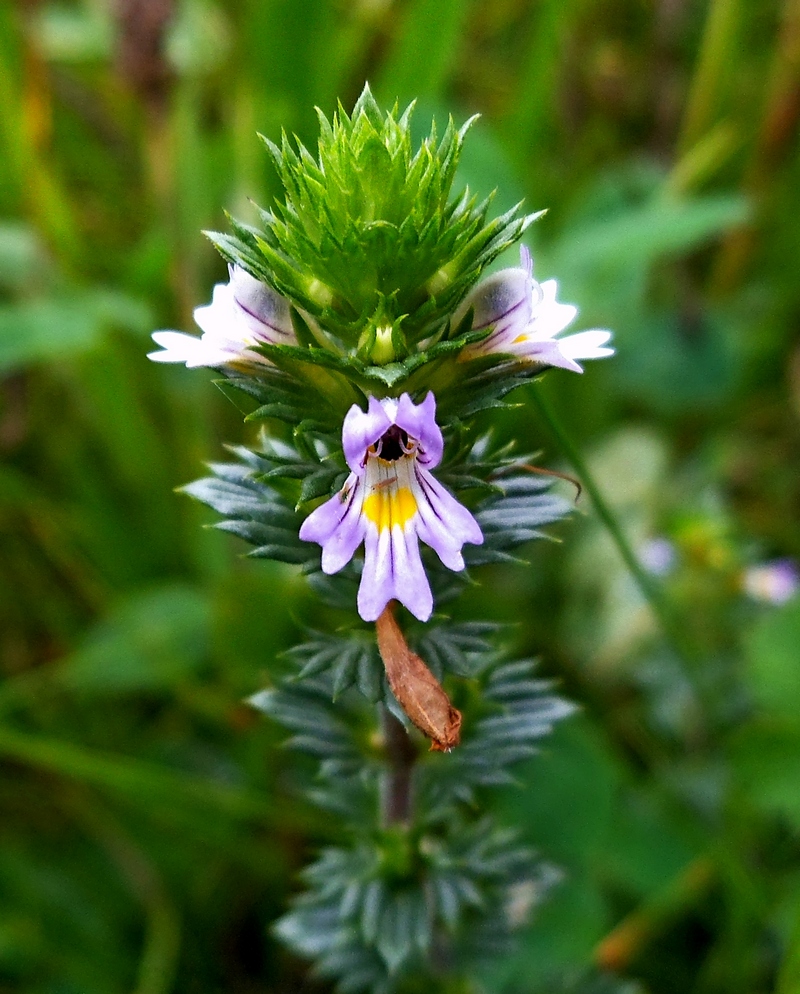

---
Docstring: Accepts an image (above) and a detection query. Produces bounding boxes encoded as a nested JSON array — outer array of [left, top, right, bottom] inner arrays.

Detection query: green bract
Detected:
[[206, 84, 539, 412]]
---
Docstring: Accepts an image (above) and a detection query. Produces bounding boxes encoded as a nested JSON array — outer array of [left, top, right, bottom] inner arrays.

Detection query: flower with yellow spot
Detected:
[[458, 246, 614, 372], [299, 393, 483, 622]]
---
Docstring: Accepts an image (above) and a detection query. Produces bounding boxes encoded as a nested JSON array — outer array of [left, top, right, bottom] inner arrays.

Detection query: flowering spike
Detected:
[[150, 87, 609, 992], [203, 84, 537, 353]]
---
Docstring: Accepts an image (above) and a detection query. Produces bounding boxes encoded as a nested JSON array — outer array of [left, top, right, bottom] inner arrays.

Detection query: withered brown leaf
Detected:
[[375, 605, 462, 752]]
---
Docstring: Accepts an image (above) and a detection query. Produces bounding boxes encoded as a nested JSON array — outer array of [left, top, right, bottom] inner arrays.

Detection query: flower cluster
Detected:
[[150, 259, 611, 623]]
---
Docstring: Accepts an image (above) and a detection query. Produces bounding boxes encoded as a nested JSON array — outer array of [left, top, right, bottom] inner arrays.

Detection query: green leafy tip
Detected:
[[206, 83, 539, 357]]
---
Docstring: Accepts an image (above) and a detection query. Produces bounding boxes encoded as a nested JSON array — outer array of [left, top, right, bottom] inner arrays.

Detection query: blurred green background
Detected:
[[2, 0, 800, 991]]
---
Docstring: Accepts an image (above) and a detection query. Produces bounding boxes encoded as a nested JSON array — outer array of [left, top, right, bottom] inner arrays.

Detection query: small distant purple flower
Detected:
[[743, 559, 799, 605], [148, 265, 296, 368], [458, 247, 614, 372], [639, 538, 677, 577], [299, 392, 483, 622]]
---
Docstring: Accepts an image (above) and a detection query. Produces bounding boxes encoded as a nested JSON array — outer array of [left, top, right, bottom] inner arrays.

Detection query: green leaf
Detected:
[[730, 722, 800, 829], [51, 585, 211, 693], [552, 191, 748, 278], [0, 727, 275, 821], [495, 719, 622, 868], [0, 223, 46, 289], [0, 289, 151, 374], [0, 298, 104, 372], [181, 458, 310, 567]]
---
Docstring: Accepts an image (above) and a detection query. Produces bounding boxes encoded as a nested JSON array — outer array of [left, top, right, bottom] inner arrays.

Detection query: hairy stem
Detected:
[[381, 707, 417, 826]]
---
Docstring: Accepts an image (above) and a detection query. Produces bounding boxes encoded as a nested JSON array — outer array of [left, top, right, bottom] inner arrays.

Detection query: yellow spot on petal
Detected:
[[363, 486, 417, 531], [512, 334, 529, 344]]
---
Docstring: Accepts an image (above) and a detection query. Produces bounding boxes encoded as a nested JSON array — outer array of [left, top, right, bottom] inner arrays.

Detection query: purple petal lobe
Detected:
[[342, 398, 392, 473], [514, 338, 584, 373], [393, 392, 443, 467], [299, 475, 366, 574], [357, 526, 394, 621], [413, 466, 483, 570], [391, 526, 434, 622], [357, 522, 433, 622]]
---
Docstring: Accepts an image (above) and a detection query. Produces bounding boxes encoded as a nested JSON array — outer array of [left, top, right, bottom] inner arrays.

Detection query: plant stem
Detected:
[[678, 0, 740, 153], [532, 383, 698, 666], [381, 707, 416, 825], [594, 857, 714, 970], [63, 787, 181, 994]]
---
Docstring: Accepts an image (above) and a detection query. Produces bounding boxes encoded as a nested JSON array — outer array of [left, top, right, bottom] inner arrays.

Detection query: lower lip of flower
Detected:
[[362, 452, 418, 532], [363, 482, 417, 531]]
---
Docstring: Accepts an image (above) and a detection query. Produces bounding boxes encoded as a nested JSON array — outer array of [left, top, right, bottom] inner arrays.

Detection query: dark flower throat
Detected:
[[379, 426, 409, 462]]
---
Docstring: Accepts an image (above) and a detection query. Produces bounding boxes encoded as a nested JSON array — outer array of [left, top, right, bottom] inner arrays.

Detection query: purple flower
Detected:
[[148, 265, 296, 368], [458, 247, 614, 372], [743, 559, 799, 605], [639, 537, 677, 577], [299, 392, 483, 622]]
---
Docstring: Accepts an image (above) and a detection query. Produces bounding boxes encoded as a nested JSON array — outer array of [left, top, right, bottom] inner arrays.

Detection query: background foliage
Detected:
[[1, 0, 800, 992]]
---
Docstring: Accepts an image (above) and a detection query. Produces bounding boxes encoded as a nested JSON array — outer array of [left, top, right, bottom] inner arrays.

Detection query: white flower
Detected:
[[148, 265, 296, 368], [743, 560, 799, 605], [458, 246, 614, 372]]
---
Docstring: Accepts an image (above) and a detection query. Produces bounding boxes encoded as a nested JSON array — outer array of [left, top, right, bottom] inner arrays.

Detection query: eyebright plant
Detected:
[[149, 85, 612, 992]]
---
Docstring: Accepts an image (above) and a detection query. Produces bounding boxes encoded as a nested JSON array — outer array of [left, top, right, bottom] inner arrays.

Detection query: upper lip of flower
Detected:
[[342, 394, 443, 474]]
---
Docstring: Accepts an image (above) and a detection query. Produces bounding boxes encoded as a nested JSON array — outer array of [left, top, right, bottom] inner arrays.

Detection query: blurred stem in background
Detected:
[[713, 0, 800, 291], [679, 0, 740, 155], [532, 383, 702, 669], [64, 788, 181, 994]]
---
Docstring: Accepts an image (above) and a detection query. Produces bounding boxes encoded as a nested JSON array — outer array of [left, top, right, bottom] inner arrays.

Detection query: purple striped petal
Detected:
[[149, 266, 296, 369], [229, 265, 295, 343], [357, 521, 433, 622], [342, 397, 392, 472], [458, 248, 614, 373], [460, 257, 533, 334], [413, 466, 483, 570], [393, 392, 443, 468]]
